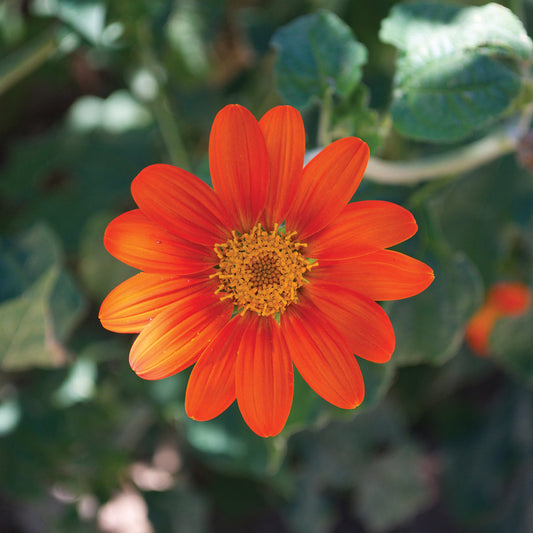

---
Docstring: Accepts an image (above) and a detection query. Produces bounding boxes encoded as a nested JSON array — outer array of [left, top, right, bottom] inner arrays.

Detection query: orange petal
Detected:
[[104, 210, 215, 275], [259, 106, 305, 229], [209, 105, 269, 232], [304, 282, 395, 363], [235, 315, 293, 437], [185, 316, 249, 421], [129, 293, 232, 380], [131, 164, 231, 247], [99, 273, 211, 333], [281, 302, 364, 409], [487, 282, 532, 315], [313, 250, 434, 301], [285, 137, 369, 239], [306, 201, 418, 261], [465, 305, 499, 356]]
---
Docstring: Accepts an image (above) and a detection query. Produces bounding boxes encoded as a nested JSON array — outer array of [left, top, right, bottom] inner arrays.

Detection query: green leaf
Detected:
[[353, 444, 434, 532], [283, 359, 395, 436], [271, 10, 367, 109], [428, 156, 533, 283], [331, 84, 384, 153], [491, 305, 533, 387], [381, 3, 533, 59], [183, 405, 272, 477], [442, 384, 533, 532], [389, 251, 483, 366], [0, 222, 61, 301], [380, 2, 533, 142], [0, 224, 86, 370]]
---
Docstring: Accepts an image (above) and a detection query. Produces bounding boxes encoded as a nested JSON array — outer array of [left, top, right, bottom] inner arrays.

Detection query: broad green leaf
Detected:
[[380, 2, 533, 142], [183, 405, 271, 477], [0, 225, 86, 370], [332, 84, 384, 153], [0, 267, 65, 369], [442, 384, 533, 533], [353, 444, 434, 532], [271, 10, 367, 109], [285, 402, 425, 533], [381, 3, 533, 59], [0, 223, 61, 301], [428, 156, 533, 283], [283, 358, 395, 435], [146, 486, 209, 533], [389, 251, 483, 366], [491, 305, 533, 387]]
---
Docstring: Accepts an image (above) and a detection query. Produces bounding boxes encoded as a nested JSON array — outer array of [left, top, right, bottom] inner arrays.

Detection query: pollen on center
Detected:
[[212, 223, 316, 317]]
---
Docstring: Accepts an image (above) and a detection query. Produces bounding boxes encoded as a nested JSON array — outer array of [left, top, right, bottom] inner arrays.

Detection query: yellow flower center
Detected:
[[212, 223, 316, 317]]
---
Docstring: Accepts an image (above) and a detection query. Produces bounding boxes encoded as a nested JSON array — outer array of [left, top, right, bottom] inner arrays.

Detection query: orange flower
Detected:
[[99, 105, 434, 437], [465, 281, 531, 356]]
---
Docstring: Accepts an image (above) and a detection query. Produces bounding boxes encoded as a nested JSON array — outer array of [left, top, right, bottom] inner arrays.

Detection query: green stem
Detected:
[[0, 30, 57, 96], [136, 24, 191, 171], [317, 87, 334, 146], [364, 128, 517, 184], [306, 105, 533, 184], [150, 91, 191, 171]]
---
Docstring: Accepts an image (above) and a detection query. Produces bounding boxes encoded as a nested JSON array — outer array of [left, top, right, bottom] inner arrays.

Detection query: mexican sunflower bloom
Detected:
[[465, 281, 531, 356], [99, 104, 434, 437]]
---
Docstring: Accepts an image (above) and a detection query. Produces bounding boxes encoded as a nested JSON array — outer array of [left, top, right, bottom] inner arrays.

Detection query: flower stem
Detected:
[[364, 129, 517, 184], [306, 106, 533, 185], [136, 24, 191, 171], [317, 87, 334, 146], [0, 29, 57, 96], [150, 91, 192, 171]]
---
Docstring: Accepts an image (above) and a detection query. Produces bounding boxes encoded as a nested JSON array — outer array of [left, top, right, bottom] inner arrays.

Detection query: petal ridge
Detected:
[[132, 164, 231, 246], [303, 281, 395, 363], [209, 105, 269, 232], [185, 316, 249, 421], [99, 273, 212, 333], [104, 210, 215, 275], [312, 250, 435, 301], [306, 200, 418, 261], [285, 137, 370, 238], [259, 106, 305, 229], [281, 302, 364, 409], [235, 315, 293, 437], [129, 293, 232, 380]]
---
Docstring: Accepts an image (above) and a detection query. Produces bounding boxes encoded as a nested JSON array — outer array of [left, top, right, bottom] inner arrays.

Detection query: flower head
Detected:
[[465, 281, 531, 355], [99, 105, 434, 437]]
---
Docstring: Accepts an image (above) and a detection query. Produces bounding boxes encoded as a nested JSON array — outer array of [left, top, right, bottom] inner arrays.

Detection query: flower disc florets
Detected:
[[213, 223, 316, 317]]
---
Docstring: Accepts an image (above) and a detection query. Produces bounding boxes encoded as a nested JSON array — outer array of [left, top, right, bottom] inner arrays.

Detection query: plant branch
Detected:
[[306, 107, 533, 185], [364, 129, 517, 184], [136, 24, 191, 171], [0, 30, 58, 96]]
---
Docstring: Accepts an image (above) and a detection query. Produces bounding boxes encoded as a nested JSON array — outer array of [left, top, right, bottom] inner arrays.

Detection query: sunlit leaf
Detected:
[[0, 225, 86, 370], [271, 10, 367, 109], [380, 2, 533, 142]]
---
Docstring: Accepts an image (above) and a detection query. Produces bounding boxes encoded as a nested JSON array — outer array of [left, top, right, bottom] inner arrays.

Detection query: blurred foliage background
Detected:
[[1, 0, 533, 532]]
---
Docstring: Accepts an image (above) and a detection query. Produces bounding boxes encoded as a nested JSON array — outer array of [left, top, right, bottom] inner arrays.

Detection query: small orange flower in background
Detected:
[[99, 104, 434, 437], [465, 281, 532, 356]]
